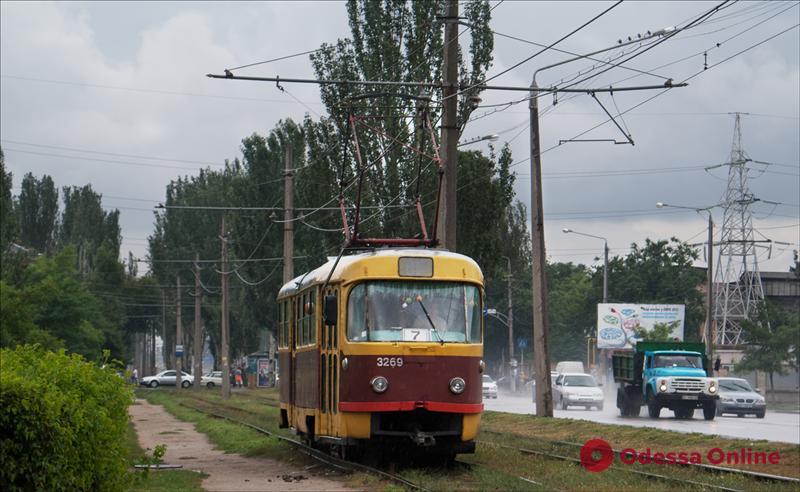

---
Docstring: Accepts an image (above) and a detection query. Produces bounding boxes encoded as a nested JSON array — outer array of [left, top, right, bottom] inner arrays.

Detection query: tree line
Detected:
[[1, 1, 794, 382]]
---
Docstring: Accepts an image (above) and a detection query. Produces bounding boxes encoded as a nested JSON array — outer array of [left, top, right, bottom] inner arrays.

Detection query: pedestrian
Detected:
[[132, 368, 139, 385], [234, 367, 243, 388], [714, 355, 721, 375]]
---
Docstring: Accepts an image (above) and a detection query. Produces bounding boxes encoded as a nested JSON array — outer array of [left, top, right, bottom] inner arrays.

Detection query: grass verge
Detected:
[[136, 389, 386, 491], [126, 400, 207, 491], [136, 389, 800, 491]]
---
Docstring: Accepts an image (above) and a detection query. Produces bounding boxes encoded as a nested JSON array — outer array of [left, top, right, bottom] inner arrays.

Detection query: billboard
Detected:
[[597, 303, 685, 349]]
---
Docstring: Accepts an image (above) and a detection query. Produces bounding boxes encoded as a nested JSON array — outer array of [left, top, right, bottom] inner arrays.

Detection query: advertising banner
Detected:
[[597, 303, 685, 349], [257, 358, 271, 387]]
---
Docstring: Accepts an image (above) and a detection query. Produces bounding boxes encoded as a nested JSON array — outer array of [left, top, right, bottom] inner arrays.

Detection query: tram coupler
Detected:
[[411, 431, 436, 447]]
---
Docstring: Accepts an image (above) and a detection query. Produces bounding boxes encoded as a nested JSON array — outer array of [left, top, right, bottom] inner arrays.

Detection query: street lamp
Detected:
[[562, 229, 609, 303], [458, 134, 499, 147], [655, 202, 715, 365]]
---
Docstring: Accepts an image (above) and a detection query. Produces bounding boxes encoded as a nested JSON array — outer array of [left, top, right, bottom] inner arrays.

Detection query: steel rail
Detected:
[[178, 400, 429, 492], [477, 439, 742, 492], [479, 428, 800, 484]]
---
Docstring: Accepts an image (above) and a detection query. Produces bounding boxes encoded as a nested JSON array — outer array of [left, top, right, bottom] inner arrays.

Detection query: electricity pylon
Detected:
[[712, 113, 768, 346]]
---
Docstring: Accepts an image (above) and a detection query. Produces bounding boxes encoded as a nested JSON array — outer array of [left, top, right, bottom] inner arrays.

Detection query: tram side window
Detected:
[[279, 301, 289, 348], [295, 290, 316, 347], [278, 302, 284, 348]]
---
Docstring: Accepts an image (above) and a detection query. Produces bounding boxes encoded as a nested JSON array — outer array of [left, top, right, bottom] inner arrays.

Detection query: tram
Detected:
[[277, 249, 484, 460]]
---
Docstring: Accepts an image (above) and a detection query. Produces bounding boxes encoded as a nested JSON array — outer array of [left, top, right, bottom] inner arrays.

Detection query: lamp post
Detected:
[[562, 229, 609, 303], [485, 308, 517, 391], [562, 228, 609, 390], [656, 202, 715, 366]]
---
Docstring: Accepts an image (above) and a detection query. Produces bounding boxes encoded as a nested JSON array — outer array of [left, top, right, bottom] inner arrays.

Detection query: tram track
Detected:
[[178, 399, 430, 492], [159, 391, 799, 490], [478, 428, 800, 485]]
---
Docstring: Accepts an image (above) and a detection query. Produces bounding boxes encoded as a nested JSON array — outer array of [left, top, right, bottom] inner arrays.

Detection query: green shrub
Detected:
[[0, 345, 133, 491]]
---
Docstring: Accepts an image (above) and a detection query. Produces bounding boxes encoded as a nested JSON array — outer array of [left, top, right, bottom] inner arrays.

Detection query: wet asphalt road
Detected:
[[483, 393, 800, 444]]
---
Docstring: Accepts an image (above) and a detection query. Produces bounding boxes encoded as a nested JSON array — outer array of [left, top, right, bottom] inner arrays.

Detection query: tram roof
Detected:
[[277, 248, 482, 297]]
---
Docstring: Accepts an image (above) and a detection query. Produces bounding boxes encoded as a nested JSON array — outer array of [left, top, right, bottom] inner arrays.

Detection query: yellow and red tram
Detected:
[[277, 249, 485, 460]]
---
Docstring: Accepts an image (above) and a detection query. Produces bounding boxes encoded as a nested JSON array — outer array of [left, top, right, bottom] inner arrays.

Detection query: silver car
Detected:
[[553, 373, 604, 410], [201, 371, 223, 388], [716, 377, 766, 418], [140, 370, 194, 388], [482, 375, 498, 399]]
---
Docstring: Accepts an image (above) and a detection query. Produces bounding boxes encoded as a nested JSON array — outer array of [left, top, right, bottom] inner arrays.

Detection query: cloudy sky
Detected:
[[2, 1, 798, 276]]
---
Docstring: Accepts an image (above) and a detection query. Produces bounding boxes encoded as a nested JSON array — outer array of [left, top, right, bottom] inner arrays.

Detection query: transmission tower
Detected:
[[712, 113, 768, 346]]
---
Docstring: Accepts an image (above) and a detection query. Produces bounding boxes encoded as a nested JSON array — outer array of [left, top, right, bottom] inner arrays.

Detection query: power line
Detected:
[[227, 48, 326, 72], [540, 21, 800, 155], [445, 0, 625, 101], [0, 139, 222, 167], [3, 147, 216, 171], [0, 74, 325, 106]]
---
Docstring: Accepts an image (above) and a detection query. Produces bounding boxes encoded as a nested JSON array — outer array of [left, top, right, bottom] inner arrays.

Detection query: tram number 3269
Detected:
[[376, 357, 404, 367]]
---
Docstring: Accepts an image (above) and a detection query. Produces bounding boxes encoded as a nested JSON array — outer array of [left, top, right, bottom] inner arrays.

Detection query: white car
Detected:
[[553, 373, 603, 410], [482, 375, 498, 399], [201, 371, 223, 388], [555, 361, 585, 375], [140, 370, 194, 388]]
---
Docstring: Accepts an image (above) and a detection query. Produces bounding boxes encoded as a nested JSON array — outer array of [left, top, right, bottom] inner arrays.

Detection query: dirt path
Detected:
[[129, 399, 354, 492]]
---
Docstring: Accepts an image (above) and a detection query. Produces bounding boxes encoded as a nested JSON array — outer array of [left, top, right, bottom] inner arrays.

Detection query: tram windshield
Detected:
[[347, 281, 481, 343]]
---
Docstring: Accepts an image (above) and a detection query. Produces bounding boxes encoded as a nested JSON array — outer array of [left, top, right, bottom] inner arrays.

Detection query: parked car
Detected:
[[553, 373, 604, 410], [716, 377, 766, 418], [555, 361, 585, 375], [201, 370, 223, 388], [482, 375, 498, 399], [140, 370, 194, 388]]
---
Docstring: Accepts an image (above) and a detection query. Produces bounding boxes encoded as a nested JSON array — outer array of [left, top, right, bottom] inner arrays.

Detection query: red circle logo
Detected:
[[580, 438, 613, 472]]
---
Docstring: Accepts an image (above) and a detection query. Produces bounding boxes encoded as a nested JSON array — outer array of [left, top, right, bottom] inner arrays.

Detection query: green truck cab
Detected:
[[613, 342, 718, 420]]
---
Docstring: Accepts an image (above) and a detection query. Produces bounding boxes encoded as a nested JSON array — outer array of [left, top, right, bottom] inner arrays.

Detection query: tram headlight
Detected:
[[479, 360, 485, 373], [449, 377, 466, 395], [341, 357, 349, 370], [371, 376, 388, 393]]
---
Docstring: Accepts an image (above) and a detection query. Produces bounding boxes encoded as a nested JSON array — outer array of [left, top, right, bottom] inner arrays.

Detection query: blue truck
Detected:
[[613, 341, 718, 420]]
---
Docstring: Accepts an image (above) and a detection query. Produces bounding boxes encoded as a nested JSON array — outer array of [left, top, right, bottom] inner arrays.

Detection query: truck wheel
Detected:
[[703, 403, 716, 421], [646, 394, 660, 419]]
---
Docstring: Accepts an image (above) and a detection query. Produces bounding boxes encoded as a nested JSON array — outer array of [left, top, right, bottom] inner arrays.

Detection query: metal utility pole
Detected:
[[437, 0, 459, 251], [504, 256, 515, 392], [706, 213, 714, 363], [220, 217, 231, 399], [176, 276, 183, 389], [193, 253, 203, 391], [529, 81, 553, 417], [603, 242, 609, 304], [283, 145, 294, 284], [150, 321, 156, 375], [162, 288, 169, 371]]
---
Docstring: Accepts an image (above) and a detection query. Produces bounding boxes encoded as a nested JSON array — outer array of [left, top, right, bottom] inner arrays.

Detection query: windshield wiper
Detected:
[[416, 296, 445, 345]]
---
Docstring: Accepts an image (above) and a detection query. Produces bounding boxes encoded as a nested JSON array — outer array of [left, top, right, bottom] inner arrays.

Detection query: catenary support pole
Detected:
[[221, 216, 231, 399], [283, 145, 294, 284], [176, 276, 183, 390], [530, 81, 553, 417], [193, 253, 203, 390], [707, 213, 714, 365], [437, 0, 459, 251]]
